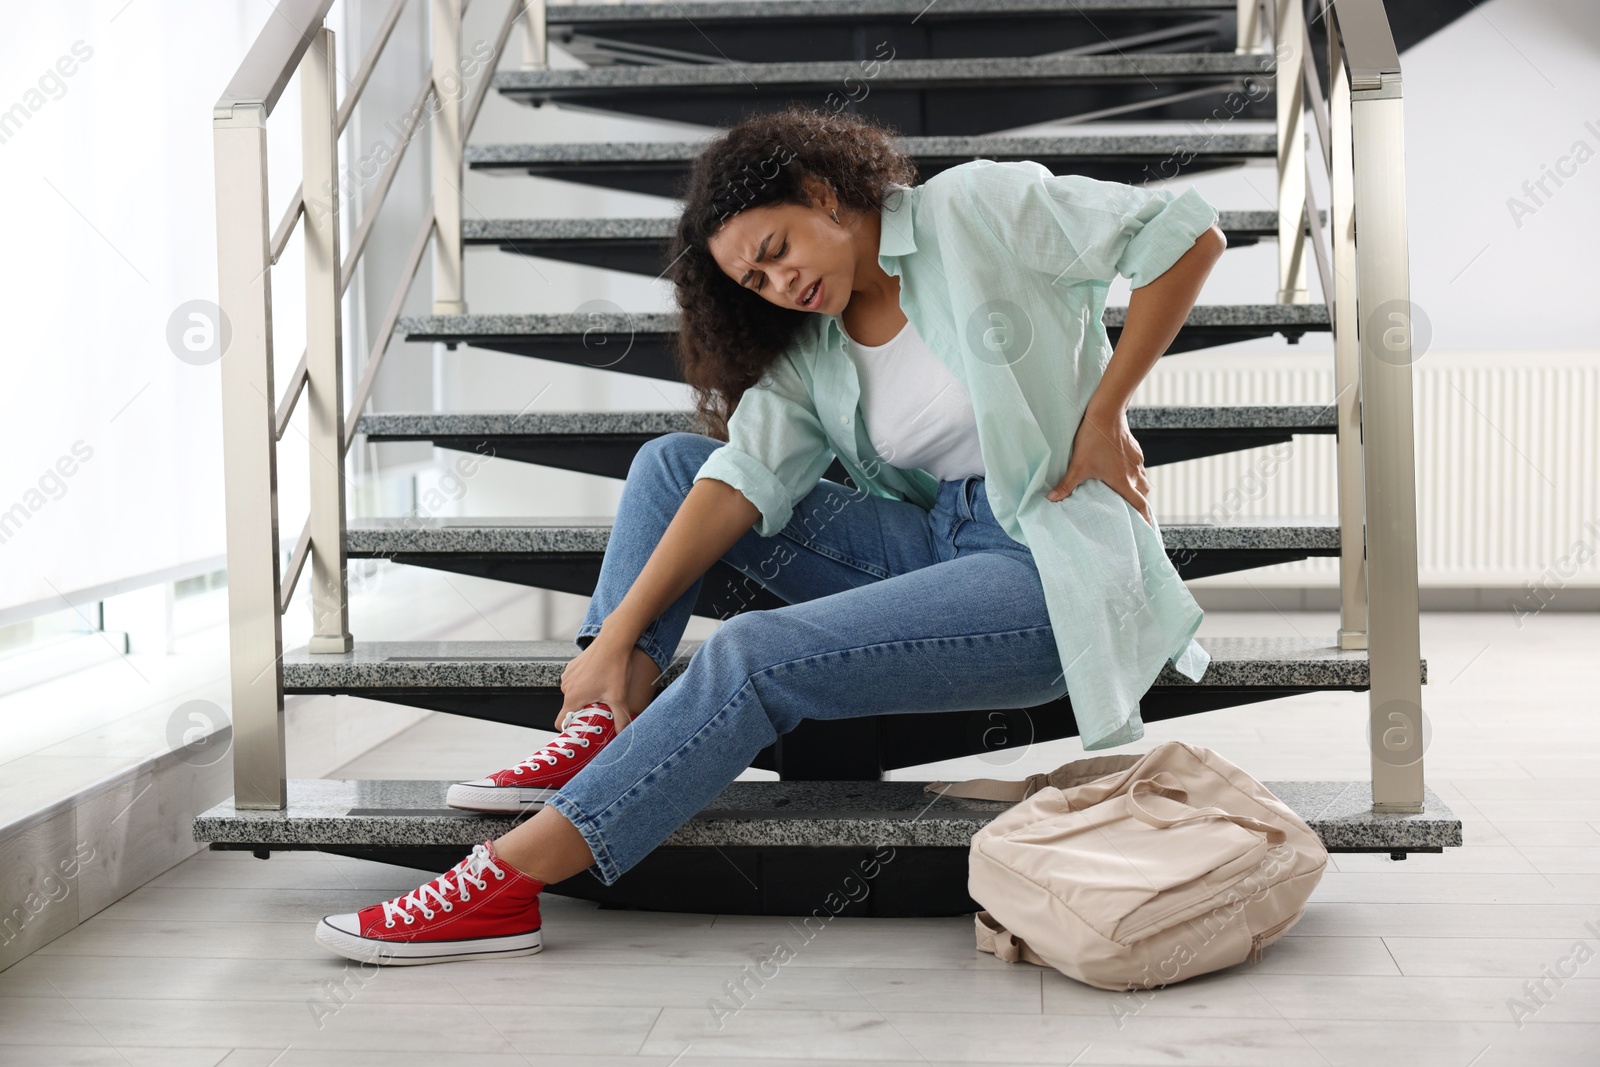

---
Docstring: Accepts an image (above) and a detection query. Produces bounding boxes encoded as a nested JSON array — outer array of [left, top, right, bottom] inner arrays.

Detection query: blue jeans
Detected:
[[547, 432, 1068, 884]]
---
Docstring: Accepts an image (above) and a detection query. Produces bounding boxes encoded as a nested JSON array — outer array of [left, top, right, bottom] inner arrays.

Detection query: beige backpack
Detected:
[[926, 740, 1328, 991]]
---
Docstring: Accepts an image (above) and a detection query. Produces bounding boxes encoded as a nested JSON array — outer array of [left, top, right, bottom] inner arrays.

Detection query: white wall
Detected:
[[0, 1, 323, 619]]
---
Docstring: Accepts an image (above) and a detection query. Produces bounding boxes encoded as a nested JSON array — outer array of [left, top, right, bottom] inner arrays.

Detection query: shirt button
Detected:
[[840, 416, 849, 425]]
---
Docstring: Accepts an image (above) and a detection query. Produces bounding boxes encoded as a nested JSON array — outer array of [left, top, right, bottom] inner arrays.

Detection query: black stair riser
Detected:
[[362, 430, 1320, 478], [466, 219, 1285, 277], [350, 544, 1334, 593], [280, 683, 1359, 779], [471, 148, 1262, 197], [409, 323, 1326, 378], [502, 74, 1273, 139], [552, 7, 1235, 68]]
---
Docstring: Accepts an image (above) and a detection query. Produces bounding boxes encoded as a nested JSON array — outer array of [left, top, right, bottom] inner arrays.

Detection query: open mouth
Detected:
[[799, 278, 822, 308]]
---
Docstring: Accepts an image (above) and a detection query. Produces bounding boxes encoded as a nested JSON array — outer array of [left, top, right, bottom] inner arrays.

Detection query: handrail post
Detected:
[[214, 102, 288, 810], [1329, 21, 1368, 651], [1274, 0, 1308, 303], [303, 27, 354, 655], [432, 0, 466, 314], [522, 0, 548, 70], [1351, 75, 1424, 814], [1235, 0, 1260, 52]]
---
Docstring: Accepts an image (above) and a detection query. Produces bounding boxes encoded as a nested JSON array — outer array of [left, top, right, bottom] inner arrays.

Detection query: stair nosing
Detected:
[[192, 776, 1462, 851], [397, 304, 1332, 336], [280, 636, 1420, 690], [465, 132, 1278, 166], [491, 53, 1275, 92], [549, 0, 1241, 26], [356, 405, 1340, 438]]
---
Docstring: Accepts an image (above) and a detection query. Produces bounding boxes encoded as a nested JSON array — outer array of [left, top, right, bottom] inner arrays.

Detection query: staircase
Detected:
[[198, 0, 1461, 916]]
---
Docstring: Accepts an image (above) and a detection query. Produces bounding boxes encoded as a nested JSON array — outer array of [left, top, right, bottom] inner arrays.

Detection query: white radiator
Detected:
[[1137, 350, 1600, 591]]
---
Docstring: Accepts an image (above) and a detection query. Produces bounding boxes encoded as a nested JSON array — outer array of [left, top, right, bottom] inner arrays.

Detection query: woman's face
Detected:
[[706, 180, 859, 316]]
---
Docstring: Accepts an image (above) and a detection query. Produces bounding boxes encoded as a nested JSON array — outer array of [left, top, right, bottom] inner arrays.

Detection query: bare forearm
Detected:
[[595, 477, 761, 647], [1089, 224, 1226, 416]]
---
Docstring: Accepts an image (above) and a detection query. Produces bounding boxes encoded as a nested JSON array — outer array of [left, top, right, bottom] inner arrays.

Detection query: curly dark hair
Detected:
[[666, 105, 919, 440]]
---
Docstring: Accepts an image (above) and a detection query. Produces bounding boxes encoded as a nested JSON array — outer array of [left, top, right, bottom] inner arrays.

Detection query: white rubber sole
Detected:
[[315, 916, 542, 965], [446, 783, 558, 813]]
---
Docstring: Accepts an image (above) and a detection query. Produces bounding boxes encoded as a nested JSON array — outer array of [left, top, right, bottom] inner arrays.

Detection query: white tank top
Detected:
[[839, 316, 986, 481]]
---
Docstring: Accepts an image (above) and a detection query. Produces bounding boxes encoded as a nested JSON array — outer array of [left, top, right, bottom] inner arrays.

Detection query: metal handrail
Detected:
[[214, 0, 338, 120], [1332, 0, 1401, 90]]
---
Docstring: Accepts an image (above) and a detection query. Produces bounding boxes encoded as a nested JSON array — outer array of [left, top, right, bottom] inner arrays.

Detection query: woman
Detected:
[[315, 105, 1225, 965]]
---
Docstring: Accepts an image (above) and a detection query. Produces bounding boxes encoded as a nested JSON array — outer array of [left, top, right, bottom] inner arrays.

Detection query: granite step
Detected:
[[398, 305, 1332, 379], [280, 636, 1425, 776], [546, 0, 1239, 68], [344, 515, 1340, 588], [463, 209, 1326, 276], [492, 54, 1275, 136], [357, 404, 1338, 476], [467, 132, 1275, 195], [193, 777, 1461, 914]]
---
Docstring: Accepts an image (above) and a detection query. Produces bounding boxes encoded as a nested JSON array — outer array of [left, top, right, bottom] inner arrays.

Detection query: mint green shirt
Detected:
[[693, 158, 1219, 750]]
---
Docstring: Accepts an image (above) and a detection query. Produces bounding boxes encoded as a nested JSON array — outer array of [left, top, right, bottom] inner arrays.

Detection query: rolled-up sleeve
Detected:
[[693, 350, 835, 538], [960, 159, 1219, 290]]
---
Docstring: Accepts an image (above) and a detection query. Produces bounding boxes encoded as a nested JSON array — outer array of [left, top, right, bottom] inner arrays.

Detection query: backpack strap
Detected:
[[924, 773, 1050, 802], [923, 753, 1147, 802]]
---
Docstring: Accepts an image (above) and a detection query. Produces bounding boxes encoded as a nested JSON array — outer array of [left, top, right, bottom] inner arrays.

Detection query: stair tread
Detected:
[[549, 0, 1241, 25], [467, 132, 1276, 166], [399, 304, 1331, 337], [193, 777, 1462, 851], [345, 515, 1342, 553], [282, 636, 1425, 689], [358, 405, 1339, 437], [462, 209, 1324, 242], [493, 53, 1271, 93]]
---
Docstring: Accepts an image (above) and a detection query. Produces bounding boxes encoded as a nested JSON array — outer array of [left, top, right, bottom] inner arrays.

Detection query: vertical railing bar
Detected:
[[1329, 13, 1368, 652], [521, 0, 548, 70], [1274, 0, 1308, 304], [1300, 10, 1334, 176], [1235, 0, 1259, 52], [302, 26, 354, 656], [431, 0, 465, 315]]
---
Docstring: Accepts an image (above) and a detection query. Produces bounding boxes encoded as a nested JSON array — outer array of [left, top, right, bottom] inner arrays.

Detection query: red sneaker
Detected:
[[315, 839, 544, 965], [446, 702, 620, 814]]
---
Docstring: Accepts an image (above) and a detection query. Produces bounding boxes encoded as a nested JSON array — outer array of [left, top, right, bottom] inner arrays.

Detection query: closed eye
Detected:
[[754, 242, 788, 292]]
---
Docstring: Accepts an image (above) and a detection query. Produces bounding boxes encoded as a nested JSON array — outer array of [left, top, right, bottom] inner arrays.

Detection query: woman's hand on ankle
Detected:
[[556, 634, 637, 730]]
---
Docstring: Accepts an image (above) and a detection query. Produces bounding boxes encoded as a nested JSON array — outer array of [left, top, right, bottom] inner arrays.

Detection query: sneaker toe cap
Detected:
[[321, 912, 364, 937], [452, 778, 497, 789]]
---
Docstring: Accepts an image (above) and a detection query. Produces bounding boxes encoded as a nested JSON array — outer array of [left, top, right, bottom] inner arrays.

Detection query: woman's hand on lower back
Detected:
[[1044, 405, 1153, 528]]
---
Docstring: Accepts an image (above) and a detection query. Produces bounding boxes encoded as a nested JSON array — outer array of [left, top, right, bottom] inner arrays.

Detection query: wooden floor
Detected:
[[2, 610, 1598, 1065]]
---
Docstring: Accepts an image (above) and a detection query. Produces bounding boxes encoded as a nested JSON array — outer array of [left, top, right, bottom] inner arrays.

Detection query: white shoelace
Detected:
[[381, 842, 507, 927], [510, 708, 614, 773]]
